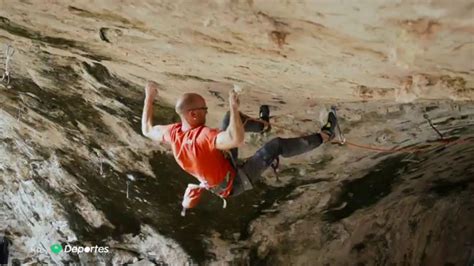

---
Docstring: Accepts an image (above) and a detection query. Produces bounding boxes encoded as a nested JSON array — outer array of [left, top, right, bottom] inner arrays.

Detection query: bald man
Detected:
[[141, 81, 338, 215]]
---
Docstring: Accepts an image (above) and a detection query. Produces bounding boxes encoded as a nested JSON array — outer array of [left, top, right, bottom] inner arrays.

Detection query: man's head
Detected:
[[175, 93, 208, 127]]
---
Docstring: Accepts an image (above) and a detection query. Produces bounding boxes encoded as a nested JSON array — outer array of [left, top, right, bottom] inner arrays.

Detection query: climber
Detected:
[[141, 81, 339, 215]]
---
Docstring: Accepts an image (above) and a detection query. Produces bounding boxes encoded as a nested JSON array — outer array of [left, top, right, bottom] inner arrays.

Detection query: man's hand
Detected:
[[215, 90, 244, 150], [142, 80, 170, 143], [145, 81, 159, 99], [229, 90, 240, 111]]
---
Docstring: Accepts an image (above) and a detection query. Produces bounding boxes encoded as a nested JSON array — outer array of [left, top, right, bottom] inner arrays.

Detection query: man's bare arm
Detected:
[[215, 90, 245, 150], [141, 81, 169, 142]]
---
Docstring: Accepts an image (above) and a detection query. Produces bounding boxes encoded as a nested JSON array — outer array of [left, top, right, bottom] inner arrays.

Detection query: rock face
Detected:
[[0, 0, 473, 265]]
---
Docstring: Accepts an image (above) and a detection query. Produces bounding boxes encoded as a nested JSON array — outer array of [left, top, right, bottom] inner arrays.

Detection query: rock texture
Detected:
[[0, 0, 473, 265]]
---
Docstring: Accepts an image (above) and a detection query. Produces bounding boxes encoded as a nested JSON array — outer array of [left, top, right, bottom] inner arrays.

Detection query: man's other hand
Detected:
[[145, 81, 159, 99], [229, 90, 240, 111]]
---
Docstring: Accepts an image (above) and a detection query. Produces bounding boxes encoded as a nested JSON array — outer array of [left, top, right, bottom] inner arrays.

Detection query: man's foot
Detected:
[[259, 105, 271, 132], [321, 108, 338, 141]]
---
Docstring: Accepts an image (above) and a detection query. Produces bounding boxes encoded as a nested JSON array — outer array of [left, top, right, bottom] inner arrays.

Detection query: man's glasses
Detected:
[[187, 107, 208, 112]]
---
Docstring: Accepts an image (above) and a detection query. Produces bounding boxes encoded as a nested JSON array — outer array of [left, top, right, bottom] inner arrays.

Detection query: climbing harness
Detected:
[[1, 44, 14, 85], [181, 188, 228, 217]]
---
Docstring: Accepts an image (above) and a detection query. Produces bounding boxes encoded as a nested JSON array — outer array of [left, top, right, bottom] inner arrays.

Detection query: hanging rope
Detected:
[[1, 44, 14, 85], [423, 113, 444, 139]]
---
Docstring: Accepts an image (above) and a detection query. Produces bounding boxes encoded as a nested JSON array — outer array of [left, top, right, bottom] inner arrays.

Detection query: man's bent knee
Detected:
[[258, 137, 282, 164]]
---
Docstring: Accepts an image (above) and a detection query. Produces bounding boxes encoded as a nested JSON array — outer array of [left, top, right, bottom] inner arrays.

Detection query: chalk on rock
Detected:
[[126, 174, 136, 181], [233, 84, 243, 94]]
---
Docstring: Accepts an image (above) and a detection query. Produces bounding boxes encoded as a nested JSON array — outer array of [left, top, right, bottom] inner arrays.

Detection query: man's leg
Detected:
[[241, 110, 338, 183], [241, 134, 325, 183]]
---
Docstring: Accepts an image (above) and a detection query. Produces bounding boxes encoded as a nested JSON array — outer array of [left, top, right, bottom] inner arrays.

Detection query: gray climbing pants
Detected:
[[220, 111, 323, 196]]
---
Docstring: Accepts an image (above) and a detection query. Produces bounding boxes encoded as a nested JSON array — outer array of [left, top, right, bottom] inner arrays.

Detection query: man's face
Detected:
[[187, 98, 208, 125]]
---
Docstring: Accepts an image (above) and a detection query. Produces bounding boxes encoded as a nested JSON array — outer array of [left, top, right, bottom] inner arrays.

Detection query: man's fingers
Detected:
[[146, 81, 160, 94], [229, 90, 239, 109], [145, 81, 159, 96], [146, 87, 157, 94], [147, 80, 158, 87], [228, 90, 240, 109]]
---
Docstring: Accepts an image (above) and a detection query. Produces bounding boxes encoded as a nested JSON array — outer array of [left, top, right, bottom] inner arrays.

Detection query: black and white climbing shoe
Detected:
[[321, 106, 339, 141], [259, 105, 271, 133]]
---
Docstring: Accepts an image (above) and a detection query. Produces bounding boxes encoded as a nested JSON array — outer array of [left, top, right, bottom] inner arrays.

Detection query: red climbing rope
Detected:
[[343, 139, 462, 153]]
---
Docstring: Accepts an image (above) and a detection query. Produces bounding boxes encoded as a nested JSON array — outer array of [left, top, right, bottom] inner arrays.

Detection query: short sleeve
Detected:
[[163, 123, 179, 143], [199, 127, 221, 150]]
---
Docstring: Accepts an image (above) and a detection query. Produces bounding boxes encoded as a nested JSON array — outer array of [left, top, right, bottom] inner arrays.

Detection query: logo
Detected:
[[63, 244, 109, 254], [64, 245, 109, 254], [50, 243, 62, 254], [42, 243, 109, 255]]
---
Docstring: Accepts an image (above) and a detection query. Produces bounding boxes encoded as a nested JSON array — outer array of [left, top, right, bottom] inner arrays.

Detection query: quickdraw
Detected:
[[270, 156, 280, 182], [1, 44, 14, 85]]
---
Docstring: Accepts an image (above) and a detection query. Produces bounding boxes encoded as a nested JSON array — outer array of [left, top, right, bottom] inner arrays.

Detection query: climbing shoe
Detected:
[[259, 105, 271, 133], [0, 236, 9, 265], [321, 107, 338, 141]]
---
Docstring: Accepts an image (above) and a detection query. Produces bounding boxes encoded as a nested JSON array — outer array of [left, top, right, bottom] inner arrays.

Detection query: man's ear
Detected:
[[190, 111, 197, 119]]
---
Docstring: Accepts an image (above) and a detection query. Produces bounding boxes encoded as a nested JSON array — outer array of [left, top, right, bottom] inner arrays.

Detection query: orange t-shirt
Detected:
[[163, 123, 236, 209]]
